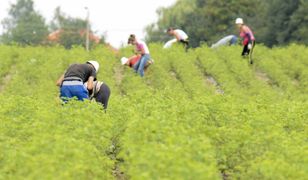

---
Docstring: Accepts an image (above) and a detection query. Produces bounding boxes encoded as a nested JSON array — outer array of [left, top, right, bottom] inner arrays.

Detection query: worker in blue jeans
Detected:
[[56, 60, 99, 102], [127, 34, 151, 77]]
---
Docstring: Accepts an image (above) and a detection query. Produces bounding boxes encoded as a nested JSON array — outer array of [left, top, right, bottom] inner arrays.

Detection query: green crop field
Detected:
[[0, 44, 307, 179]]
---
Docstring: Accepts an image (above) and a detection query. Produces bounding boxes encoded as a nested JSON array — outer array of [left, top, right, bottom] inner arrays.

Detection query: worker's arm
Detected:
[[134, 45, 145, 55], [140, 47, 146, 55], [129, 55, 138, 61], [243, 26, 252, 42], [56, 74, 64, 86], [87, 76, 95, 90]]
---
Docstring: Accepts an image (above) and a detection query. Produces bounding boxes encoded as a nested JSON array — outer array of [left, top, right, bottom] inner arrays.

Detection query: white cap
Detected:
[[121, 57, 129, 65], [87, 60, 99, 72], [235, 18, 243, 25]]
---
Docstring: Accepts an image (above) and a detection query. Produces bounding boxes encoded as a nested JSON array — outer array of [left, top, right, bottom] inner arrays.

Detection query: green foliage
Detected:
[[1, 0, 49, 45], [146, 0, 308, 47], [264, 0, 300, 46], [290, 0, 308, 44], [0, 44, 307, 179], [50, 7, 88, 49]]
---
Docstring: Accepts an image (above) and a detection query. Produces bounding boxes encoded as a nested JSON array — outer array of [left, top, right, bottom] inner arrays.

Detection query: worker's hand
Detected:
[[87, 76, 95, 90], [56, 74, 64, 86]]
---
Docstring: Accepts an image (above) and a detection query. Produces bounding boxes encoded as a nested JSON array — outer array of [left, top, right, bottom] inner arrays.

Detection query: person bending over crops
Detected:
[[56, 60, 99, 102], [235, 18, 255, 64], [120, 55, 154, 71], [84, 80, 110, 111], [167, 27, 189, 51], [127, 34, 151, 77], [211, 35, 238, 48]]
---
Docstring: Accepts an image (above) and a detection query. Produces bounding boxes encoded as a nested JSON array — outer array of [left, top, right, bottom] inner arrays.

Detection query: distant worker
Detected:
[[163, 38, 177, 49], [120, 55, 154, 71], [167, 27, 189, 50], [127, 34, 151, 77], [56, 60, 99, 102], [211, 35, 238, 48], [84, 80, 110, 111], [235, 18, 255, 64]]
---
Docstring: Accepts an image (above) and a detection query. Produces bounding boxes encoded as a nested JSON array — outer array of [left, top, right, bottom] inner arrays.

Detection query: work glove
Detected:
[[248, 43, 252, 50]]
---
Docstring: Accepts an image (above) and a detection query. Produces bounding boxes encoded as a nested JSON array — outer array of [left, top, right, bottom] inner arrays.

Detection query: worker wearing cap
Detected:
[[167, 27, 189, 51], [120, 55, 153, 71], [127, 34, 151, 77], [56, 60, 99, 101], [235, 18, 255, 63], [121, 55, 141, 68]]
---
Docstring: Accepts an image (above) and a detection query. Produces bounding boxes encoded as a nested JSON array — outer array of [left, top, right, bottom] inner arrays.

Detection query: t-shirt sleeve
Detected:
[[91, 70, 96, 78], [137, 43, 144, 51]]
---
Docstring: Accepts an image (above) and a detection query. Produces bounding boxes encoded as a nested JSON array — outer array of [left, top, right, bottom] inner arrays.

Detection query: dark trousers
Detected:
[[180, 39, 189, 51], [242, 41, 255, 56], [95, 83, 110, 110]]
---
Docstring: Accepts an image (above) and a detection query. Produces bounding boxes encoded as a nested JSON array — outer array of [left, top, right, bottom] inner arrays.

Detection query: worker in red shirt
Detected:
[[121, 55, 153, 71], [235, 18, 256, 64]]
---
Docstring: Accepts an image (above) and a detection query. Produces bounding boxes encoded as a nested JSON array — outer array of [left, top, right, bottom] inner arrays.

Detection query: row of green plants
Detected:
[[0, 44, 307, 179], [0, 45, 118, 179], [116, 44, 307, 179]]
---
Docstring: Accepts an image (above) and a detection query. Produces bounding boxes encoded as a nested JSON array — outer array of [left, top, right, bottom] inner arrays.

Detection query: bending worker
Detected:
[[56, 60, 99, 102], [211, 35, 238, 48], [120, 54, 153, 71], [167, 27, 189, 50]]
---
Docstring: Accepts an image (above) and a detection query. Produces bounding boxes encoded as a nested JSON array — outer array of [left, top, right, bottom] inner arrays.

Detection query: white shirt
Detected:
[[174, 29, 188, 40]]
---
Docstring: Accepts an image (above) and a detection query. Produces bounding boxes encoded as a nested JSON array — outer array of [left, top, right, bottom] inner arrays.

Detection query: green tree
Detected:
[[264, 0, 300, 46], [290, 0, 308, 44], [50, 7, 105, 49], [145, 0, 196, 43], [145, 0, 307, 47], [1, 0, 48, 45], [145, 0, 265, 47], [50, 7, 87, 49]]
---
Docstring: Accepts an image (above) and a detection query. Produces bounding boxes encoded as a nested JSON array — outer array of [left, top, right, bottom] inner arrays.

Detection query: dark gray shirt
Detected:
[[64, 64, 96, 83]]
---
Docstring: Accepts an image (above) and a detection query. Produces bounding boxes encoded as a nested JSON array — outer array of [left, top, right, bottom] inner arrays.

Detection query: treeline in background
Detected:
[[1, 0, 307, 48], [0, 0, 106, 49], [145, 0, 308, 47]]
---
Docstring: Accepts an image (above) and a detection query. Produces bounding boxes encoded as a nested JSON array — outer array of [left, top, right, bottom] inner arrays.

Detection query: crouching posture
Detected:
[[120, 54, 154, 71], [56, 60, 99, 102], [85, 80, 110, 111]]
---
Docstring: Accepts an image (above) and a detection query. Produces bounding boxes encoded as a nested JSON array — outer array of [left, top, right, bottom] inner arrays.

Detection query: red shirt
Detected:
[[240, 25, 255, 45], [129, 56, 141, 67]]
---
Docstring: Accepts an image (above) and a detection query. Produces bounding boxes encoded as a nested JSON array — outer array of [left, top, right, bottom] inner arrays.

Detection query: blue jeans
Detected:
[[133, 54, 150, 77], [60, 84, 89, 102]]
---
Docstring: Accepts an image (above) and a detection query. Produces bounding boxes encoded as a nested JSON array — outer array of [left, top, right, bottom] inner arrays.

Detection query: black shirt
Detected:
[[64, 64, 96, 83]]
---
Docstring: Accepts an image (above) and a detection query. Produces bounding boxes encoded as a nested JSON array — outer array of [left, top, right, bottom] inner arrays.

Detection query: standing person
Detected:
[[211, 35, 238, 48], [120, 55, 153, 71], [84, 80, 110, 111], [235, 18, 255, 64], [56, 60, 99, 102], [167, 27, 189, 51], [127, 34, 151, 77]]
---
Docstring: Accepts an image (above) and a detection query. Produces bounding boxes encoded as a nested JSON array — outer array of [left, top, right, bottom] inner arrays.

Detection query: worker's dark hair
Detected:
[[128, 34, 136, 44], [167, 27, 174, 33]]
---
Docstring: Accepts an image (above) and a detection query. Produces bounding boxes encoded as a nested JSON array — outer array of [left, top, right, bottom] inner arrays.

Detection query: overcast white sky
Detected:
[[0, 0, 176, 48]]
